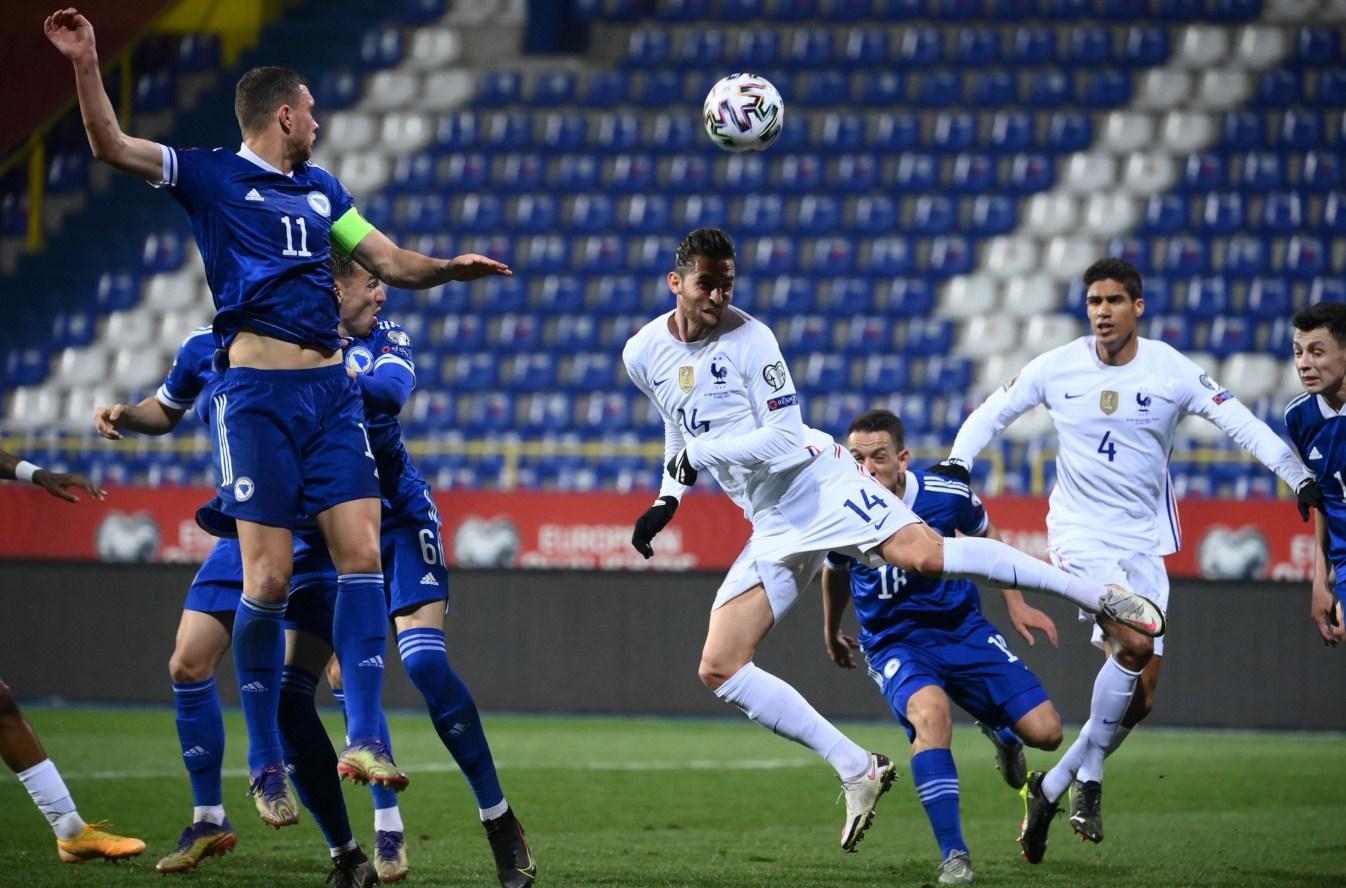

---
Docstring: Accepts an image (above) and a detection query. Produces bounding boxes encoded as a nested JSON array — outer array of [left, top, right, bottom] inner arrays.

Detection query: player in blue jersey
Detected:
[[0, 451, 145, 863], [328, 252, 536, 887], [1287, 302, 1346, 645], [821, 410, 1063, 885], [95, 334, 386, 886], [49, 7, 510, 820]]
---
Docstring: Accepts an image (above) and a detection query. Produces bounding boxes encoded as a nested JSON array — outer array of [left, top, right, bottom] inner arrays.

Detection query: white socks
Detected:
[[941, 536, 1107, 611], [193, 805, 226, 826], [375, 805, 405, 833], [714, 662, 871, 781], [18, 759, 85, 841], [1042, 657, 1141, 802], [480, 799, 510, 822]]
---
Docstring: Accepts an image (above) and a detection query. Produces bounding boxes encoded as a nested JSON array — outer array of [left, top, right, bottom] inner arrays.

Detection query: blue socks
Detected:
[[912, 748, 966, 859], [173, 677, 225, 807], [398, 627, 504, 811], [233, 595, 287, 771], [332, 573, 388, 743], [278, 666, 353, 853]]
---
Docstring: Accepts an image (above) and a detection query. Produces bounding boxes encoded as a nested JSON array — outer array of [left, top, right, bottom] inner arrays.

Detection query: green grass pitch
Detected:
[[0, 708, 1342, 887]]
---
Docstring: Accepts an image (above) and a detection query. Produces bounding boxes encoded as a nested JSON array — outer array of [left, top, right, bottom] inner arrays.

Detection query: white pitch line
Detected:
[[0, 757, 816, 783]]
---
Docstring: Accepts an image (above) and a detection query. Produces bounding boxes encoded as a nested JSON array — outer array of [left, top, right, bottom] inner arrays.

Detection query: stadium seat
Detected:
[[1005, 153, 1055, 193], [1159, 234, 1209, 275], [733, 193, 785, 235], [1043, 112, 1093, 153], [956, 316, 1019, 358], [1135, 69, 1191, 110], [893, 153, 940, 191], [1291, 26, 1342, 66], [1195, 68, 1251, 110], [1186, 276, 1232, 316], [1175, 24, 1230, 68], [952, 27, 1000, 66], [1220, 354, 1279, 400], [1285, 234, 1327, 278], [841, 316, 893, 355], [1303, 151, 1343, 190], [52, 345, 110, 387], [1246, 277, 1292, 319], [988, 110, 1033, 153], [1009, 27, 1055, 65], [1121, 25, 1171, 66], [1220, 110, 1265, 150], [1207, 317, 1254, 358], [1003, 274, 1061, 318], [1279, 109, 1323, 148], [1024, 192, 1078, 236], [1254, 69, 1302, 106], [912, 71, 962, 107], [1081, 193, 1138, 238], [968, 194, 1017, 235], [1180, 152, 1226, 192], [888, 278, 936, 316], [1161, 111, 1216, 153], [364, 71, 418, 110], [1061, 25, 1111, 66], [859, 355, 911, 395], [1122, 152, 1178, 194], [1224, 235, 1269, 277], [535, 113, 586, 153], [337, 154, 390, 195], [939, 274, 998, 319], [968, 71, 1016, 108], [1234, 24, 1288, 68], [1026, 69, 1072, 107], [898, 27, 943, 67], [853, 71, 905, 107], [1022, 315, 1081, 352], [325, 112, 376, 152], [842, 28, 889, 67], [1106, 234, 1150, 270], [1062, 152, 1117, 192], [1199, 192, 1245, 233], [1100, 111, 1155, 154], [984, 236, 1039, 278], [949, 153, 996, 193], [1147, 314, 1194, 350], [406, 27, 459, 69], [1042, 236, 1098, 280], [1259, 190, 1303, 233]]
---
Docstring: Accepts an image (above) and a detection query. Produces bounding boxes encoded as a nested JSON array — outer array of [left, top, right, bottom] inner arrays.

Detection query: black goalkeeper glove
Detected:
[[1297, 478, 1325, 522], [631, 495, 679, 558], [667, 447, 698, 486], [926, 458, 971, 485]]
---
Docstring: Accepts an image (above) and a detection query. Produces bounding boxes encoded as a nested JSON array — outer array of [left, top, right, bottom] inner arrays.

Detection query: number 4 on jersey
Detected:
[[1097, 430, 1117, 462]]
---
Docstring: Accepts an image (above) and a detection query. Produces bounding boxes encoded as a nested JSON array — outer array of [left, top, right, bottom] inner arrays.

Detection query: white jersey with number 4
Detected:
[[950, 336, 1310, 555]]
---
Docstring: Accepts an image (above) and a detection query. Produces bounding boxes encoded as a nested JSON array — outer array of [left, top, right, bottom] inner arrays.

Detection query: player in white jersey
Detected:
[[940, 257, 1321, 861], [624, 230, 1163, 853]]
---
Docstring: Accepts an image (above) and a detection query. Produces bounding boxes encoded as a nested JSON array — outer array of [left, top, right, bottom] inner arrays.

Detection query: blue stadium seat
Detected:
[[988, 110, 1033, 153], [629, 235, 678, 273], [625, 28, 671, 67], [443, 353, 494, 391], [1292, 27, 1341, 67], [1224, 235, 1269, 278], [1207, 317, 1253, 358], [905, 318, 956, 356], [1147, 314, 1193, 350], [1255, 70, 1302, 107], [632, 69, 683, 106], [744, 237, 798, 273], [951, 28, 1001, 66], [853, 71, 906, 106], [898, 27, 943, 67], [733, 194, 785, 234], [619, 194, 670, 233], [809, 394, 867, 436], [1246, 277, 1292, 319], [912, 71, 963, 107], [1025, 70, 1071, 107], [1259, 191, 1302, 234], [529, 71, 575, 106], [1160, 235, 1209, 276], [49, 310, 97, 350], [931, 112, 978, 152], [889, 278, 936, 315], [494, 313, 542, 354], [445, 193, 492, 231], [1005, 153, 1055, 193], [816, 114, 863, 152], [788, 27, 834, 67], [911, 195, 957, 235], [841, 316, 892, 354], [677, 29, 725, 66], [842, 27, 889, 67], [1107, 235, 1150, 270], [1285, 234, 1327, 279], [1009, 27, 1055, 65], [646, 115, 696, 154], [1279, 109, 1323, 149], [175, 33, 221, 72], [798, 353, 848, 389], [720, 155, 768, 191], [1078, 68, 1131, 107], [822, 276, 877, 314], [1240, 152, 1285, 190], [1040, 0, 1090, 17], [498, 153, 545, 194], [811, 237, 857, 273], [604, 154, 655, 192], [1220, 111, 1264, 151], [481, 112, 530, 151], [391, 152, 436, 193], [1061, 26, 1111, 66], [1208, 0, 1259, 21], [45, 152, 89, 194], [505, 194, 555, 232], [498, 354, 557, 392], [758, 275, 816, 314], [598, 277, 644, 315], [580, 71, 626, 108], [674, 194, 726, 230], [1185, 276, 1231, 316], [1180, 153, 1226, 192], [851, 194, 898, 234], [593, 115, 641, 153], [549, 314, 599, 350], [949, 153, 996, 193], [857, 354, 908, 394], [361, 193, 394, 230], [1312, 278, 1346, 303], [580, 235, 626, 273], [314, 70, 359, 110], [462, 393, 514, 434], [440, 153, 489, 189], [892, 153, 939, 190], [772, 0, 822, 20], [359, 28, 403, 68], [1303, 151, 1343, 191], [565, 194, 614, 235], [774, 154, 825, 193], [1043, 112, 1093, 153], [867, 237, 915, 276], [1199, 192, 1244, 234], [535, 114, 586, 153], [968, 195, 1017, 236], [1314, 68, 1346, 107], [783, 315, 830, 352], [1322, 191, 1346, 235], [721, 0, 766, 19], [927, 236, 975, 277], [795, 195, 841, 234], [661, 155, 711, 191], [923, 356, 974, 394], [1261, 318, 1294, 355], [134, 70, 176, 112], [432, 315, 485, 351], [830, 154, 880, 193], [732, 30, 781, 67], [868, 114, 920, 150], [141, 231, 185, 273]]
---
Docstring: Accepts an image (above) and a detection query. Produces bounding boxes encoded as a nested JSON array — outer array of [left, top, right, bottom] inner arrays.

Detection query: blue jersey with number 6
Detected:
[[826, 470, 989, 651], [1285, 392, 1346, 585]]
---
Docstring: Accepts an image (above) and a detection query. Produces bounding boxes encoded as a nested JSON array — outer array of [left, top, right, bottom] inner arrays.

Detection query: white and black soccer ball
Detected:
[[702, 73, 785, 153]]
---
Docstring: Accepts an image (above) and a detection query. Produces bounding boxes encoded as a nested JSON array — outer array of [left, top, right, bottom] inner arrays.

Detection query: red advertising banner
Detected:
[[0, 485, 1314, 582]]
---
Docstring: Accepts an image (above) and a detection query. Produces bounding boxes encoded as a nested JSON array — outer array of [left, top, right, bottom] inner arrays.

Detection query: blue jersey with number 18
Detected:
[[827, 470, 990, 652], [1285, 392, 1346, 583], [157, 144, 372, 352]]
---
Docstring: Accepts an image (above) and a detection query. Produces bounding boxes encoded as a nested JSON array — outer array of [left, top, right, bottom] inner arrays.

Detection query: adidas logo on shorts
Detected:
[[420, 572, 437, 586]]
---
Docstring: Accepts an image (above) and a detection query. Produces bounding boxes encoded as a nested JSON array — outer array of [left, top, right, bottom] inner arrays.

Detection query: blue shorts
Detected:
[[284, 529, 340, 646], [184, 539, 244, 614], [381, 487, 449, 618], [866, 613, 1049, 743], [208, 365, 380, 528]]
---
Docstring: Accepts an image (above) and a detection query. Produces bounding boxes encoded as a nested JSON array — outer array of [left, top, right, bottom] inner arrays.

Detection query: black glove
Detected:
[[1297, 478, 1325, 522], [631, 495, 679, 558], [926, 459, 971, 485], [667, 447, 698, 486]]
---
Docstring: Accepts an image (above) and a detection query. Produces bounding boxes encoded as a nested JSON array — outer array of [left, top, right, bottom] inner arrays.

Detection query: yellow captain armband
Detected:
[[331, 207, 376, 255]]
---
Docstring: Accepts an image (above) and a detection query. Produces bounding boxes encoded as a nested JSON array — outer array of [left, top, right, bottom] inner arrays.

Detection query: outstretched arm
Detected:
[[94, 395, 186, 439], [45, 9, 164, 181], [0, 448, 105, 502], [349, 228, 511, 290], [948, 356, 1048, 469]]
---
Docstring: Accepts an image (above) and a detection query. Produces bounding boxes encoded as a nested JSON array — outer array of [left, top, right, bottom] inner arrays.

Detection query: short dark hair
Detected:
[[234, 67, 309, 135], [1292, 302, 1346, 347], [1083, 257, 1143, 301], [331, 251, 357, 284], [847, 409, 905, 452], [674, 228, 735, 273]]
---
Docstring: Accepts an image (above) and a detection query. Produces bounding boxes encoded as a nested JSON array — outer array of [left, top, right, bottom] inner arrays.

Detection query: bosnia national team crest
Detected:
[[678, 366, 695, 393], [346, 346, 374, 375], [1099, 391, 1119, 415]]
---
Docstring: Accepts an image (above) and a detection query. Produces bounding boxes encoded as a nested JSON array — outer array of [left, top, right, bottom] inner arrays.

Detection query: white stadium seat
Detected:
[[362, 71, 419, 111], [110, 347, 170, 392], [322, 112, 376, 153], [1100, 111, 1156, 155], [1042, 236, 1099, 280], [1219, 354, 1279, 401], [1061, 152, 1117, 193], [1004, 405, 1056, 443], [381, 113, 433, 153], [956, 316, 1021, 360], [1002, 274, 1062, 318], [336, 153, 391, 195], [407, 28, 462, 70], [1277, 360, 1307, 398], [973, 350, 1035, 397], [1235, 25, 1288, 69], [52, 345, 111, 388], [1323, 0, 1346, 20], [142, 268, 203, 313], [1122, 152, 1178, 194], [62, 385, 118, 430], [102, 311, 157, 349], [157, 311, 212, 346], [1159, 111, 1216, 154], [1081, 193, 1138, 238], [939, 274, 998, 319], [1024, 192, 1079, 235], [983, 236, 1039, 278], [446, 0, 503, 25], [4, 387, 60, 431], [1264, 0, 1320, 21], [1194, 69, 1251, 111], [1176, 25, 1230, 69], [1023, 314, 1082, 352], [414, 71, 475, 111], [1135, 69, 1192, 110]]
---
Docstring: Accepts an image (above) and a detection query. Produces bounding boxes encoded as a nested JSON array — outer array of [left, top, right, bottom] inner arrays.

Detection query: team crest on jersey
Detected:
[[1099, 391, 1119, 415], [678, 366, 695, 393], [346, 346, 374, 374], [307, 191, 331, 217]]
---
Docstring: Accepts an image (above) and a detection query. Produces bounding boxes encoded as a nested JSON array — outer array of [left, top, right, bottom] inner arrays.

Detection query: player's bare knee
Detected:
[[698, 655, 744, 691], [246, 569, 291, 603], [168, 650, 212, 684]]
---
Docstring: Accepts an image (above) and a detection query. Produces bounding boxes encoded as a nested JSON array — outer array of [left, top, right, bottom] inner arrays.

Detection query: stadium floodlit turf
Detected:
[[0, 708, 1341, 887]]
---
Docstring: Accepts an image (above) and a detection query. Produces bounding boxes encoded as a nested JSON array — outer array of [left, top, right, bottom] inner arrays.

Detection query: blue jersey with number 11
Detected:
[[827, 470, 990, 652], [1285, 392, 1346, 585], [159, 144, 370, 352]]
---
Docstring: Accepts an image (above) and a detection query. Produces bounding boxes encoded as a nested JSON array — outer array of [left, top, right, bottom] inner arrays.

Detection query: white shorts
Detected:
[[1049, 539, 1171, 656], [713, 447, 923, 619]]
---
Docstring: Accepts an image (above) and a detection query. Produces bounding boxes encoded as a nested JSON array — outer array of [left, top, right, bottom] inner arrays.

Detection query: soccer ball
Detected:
[[702, 73, 784, 153]]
